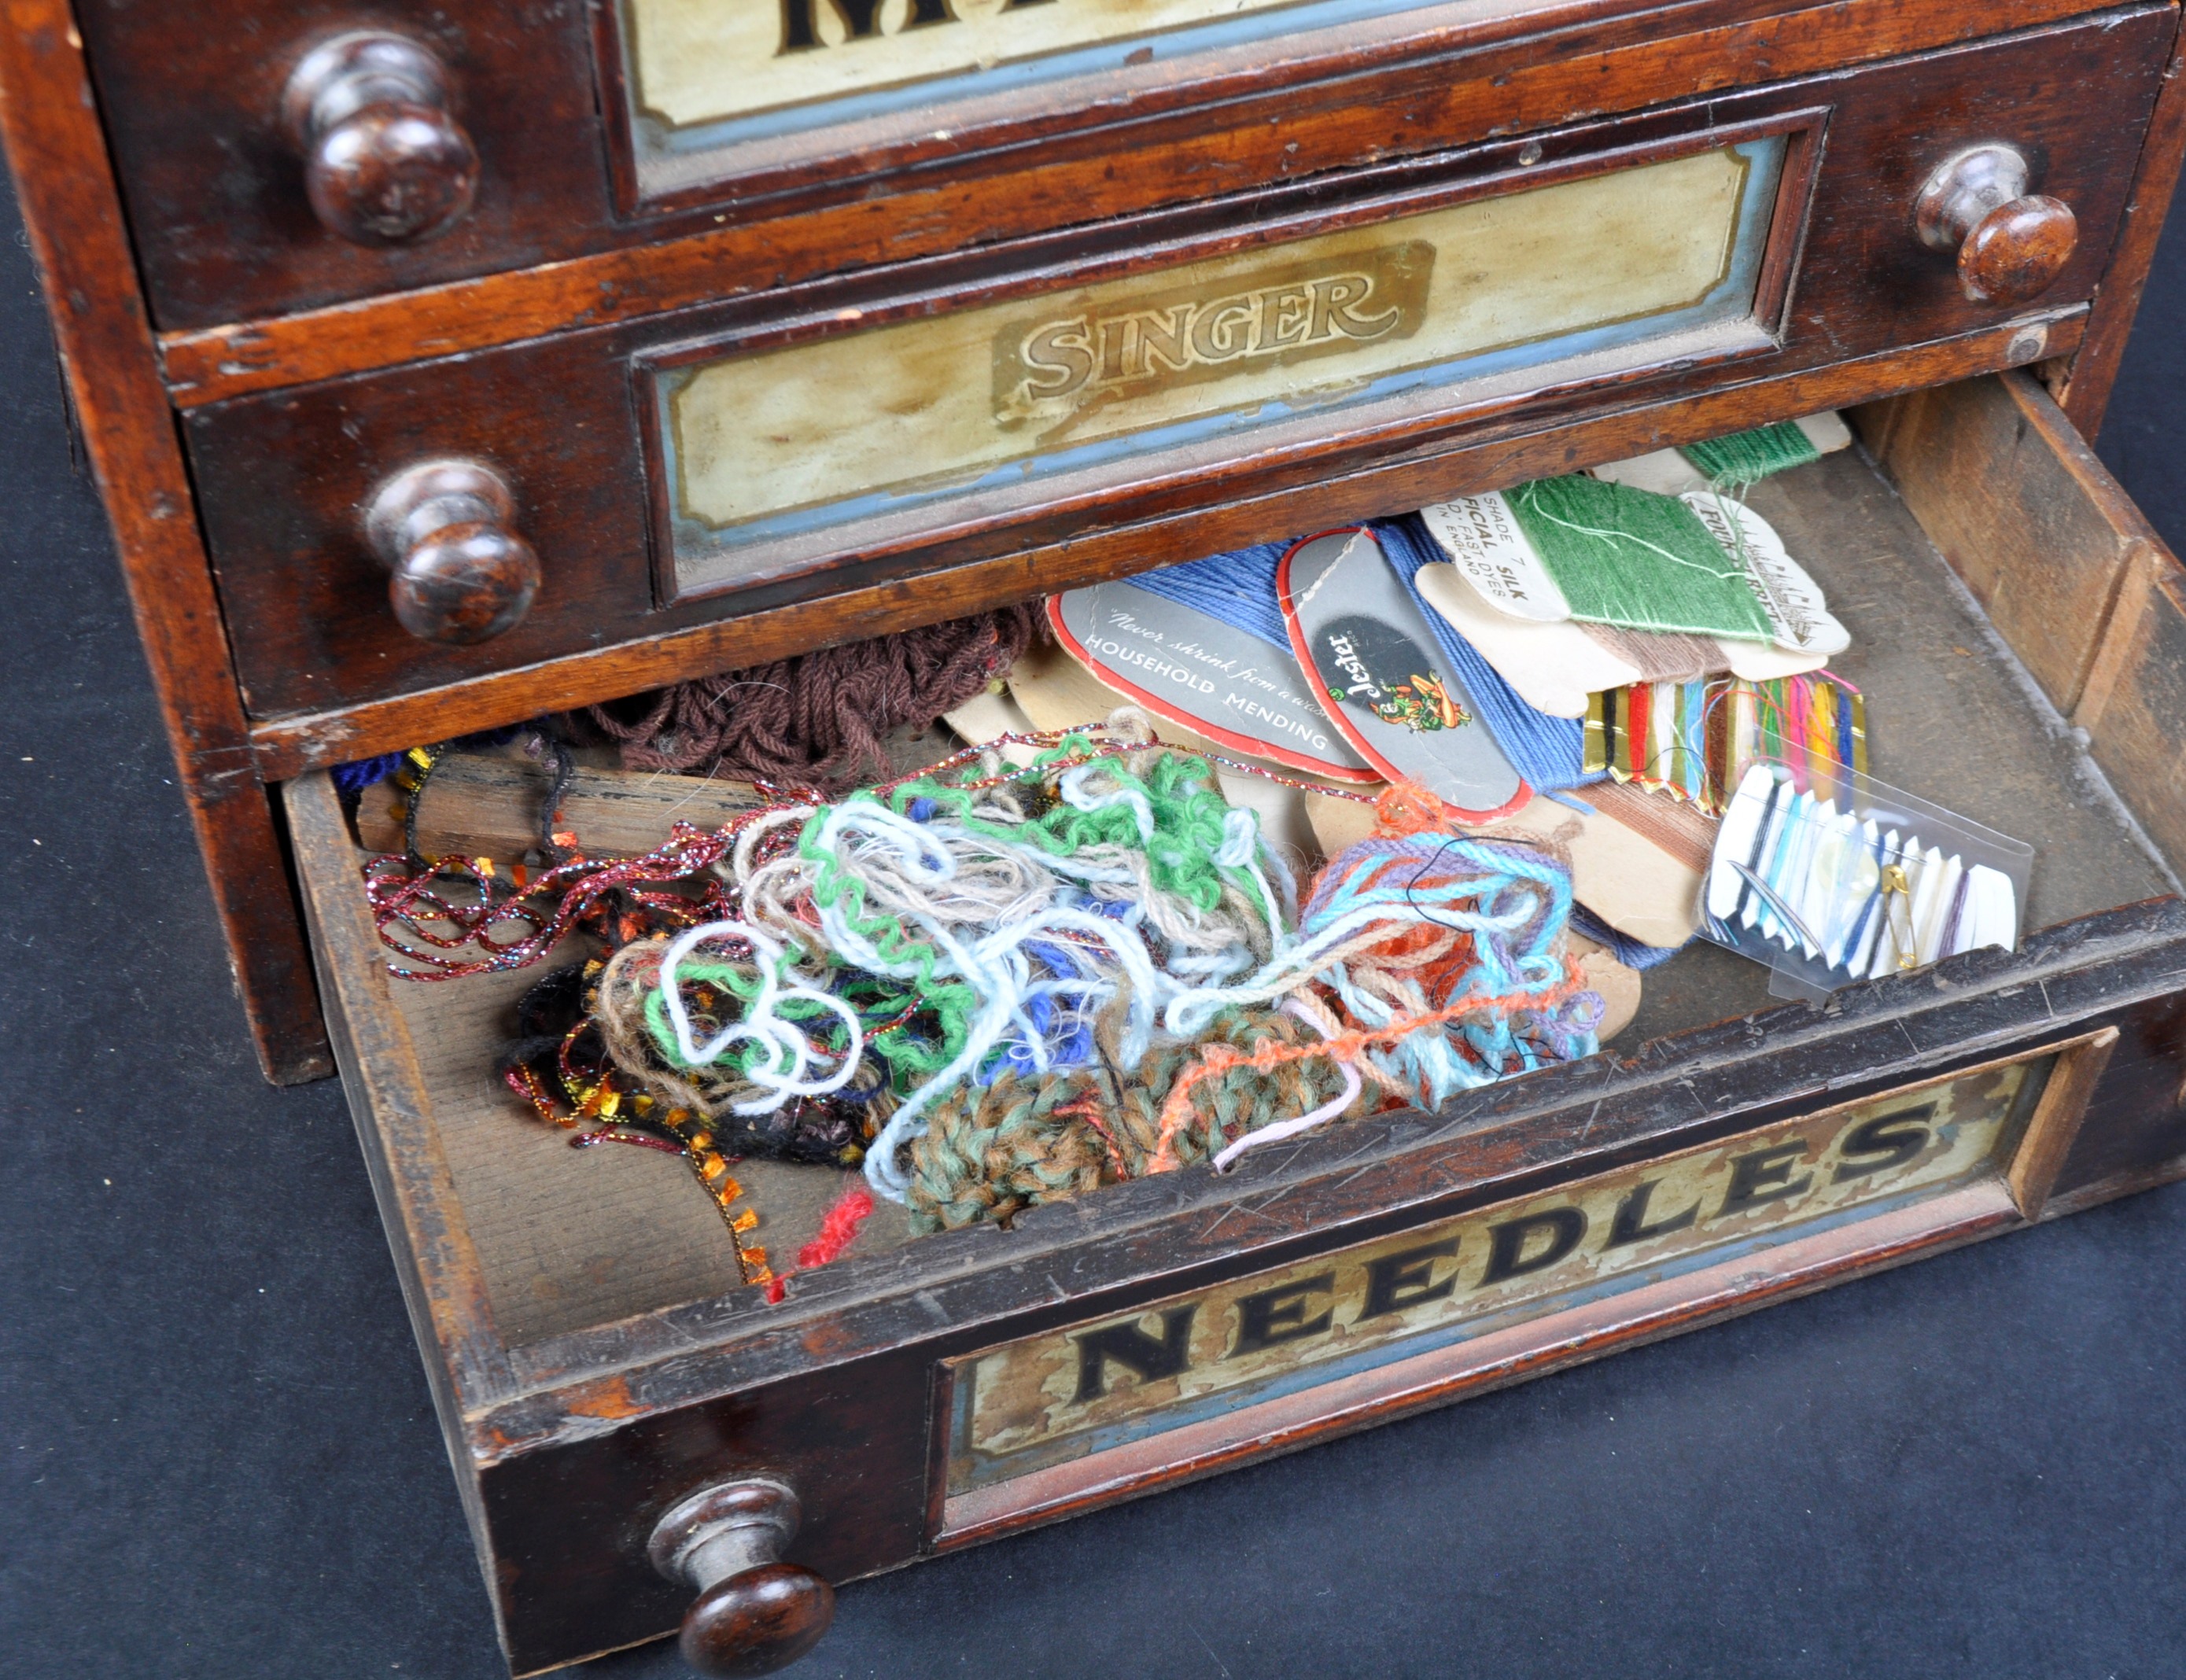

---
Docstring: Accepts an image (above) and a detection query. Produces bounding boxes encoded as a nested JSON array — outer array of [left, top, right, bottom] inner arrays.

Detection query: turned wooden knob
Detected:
[[363, 459, 539, 644], [649, 1479, 835, 1678], [1914, 143, 2077, 307], [282, 31, 477, 246]]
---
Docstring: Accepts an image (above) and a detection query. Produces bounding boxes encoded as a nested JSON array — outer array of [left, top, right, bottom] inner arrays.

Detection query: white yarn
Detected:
[[654, 919, 866, 1115]]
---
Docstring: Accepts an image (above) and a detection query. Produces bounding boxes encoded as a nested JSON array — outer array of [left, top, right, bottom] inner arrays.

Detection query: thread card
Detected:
[[1417, 479, 1848, 654], [1591, 411, 1853, 496], [1280, 529, 1530, 822], [1677, 492, 1848, 657], [1049, 580, 1377, 780], [1701, 757, 2030, 1003]]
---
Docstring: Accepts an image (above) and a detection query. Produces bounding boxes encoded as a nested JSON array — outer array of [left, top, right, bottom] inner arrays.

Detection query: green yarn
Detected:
[[782, 736, 1255, 1098], [1509, 473, 1772, 641], [880, 735, 1240, 911], [1680, 420, 1820, 488]]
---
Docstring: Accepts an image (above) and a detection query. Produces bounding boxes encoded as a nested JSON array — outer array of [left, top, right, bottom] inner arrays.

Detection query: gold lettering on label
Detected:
[[990, 244, 1434, 429], [945, 1052, 2048, 1494], [659, 145, 1760, 579]]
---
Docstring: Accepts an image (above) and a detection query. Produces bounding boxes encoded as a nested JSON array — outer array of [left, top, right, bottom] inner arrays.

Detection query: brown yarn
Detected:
[[581, 608, 1041, 797]]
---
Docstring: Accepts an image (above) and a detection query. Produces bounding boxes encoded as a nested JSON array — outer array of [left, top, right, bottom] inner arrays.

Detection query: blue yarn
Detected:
[[1125, 530, 1684, 974], [1125, 543, 1296, 653], [1127, 526, 1601, 794], [1373, 518, 1604, 794], [332, 752, 405, 796], [1570, 904, 1688, 969]]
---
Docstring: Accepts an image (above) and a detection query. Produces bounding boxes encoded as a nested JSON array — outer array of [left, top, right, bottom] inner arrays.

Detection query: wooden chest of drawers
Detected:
[[8, 0, 2186, 1673]]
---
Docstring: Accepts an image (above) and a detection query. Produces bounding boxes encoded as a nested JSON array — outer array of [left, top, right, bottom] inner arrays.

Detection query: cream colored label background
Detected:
[[953, 1058, 2033, 1483], [628, 0, 1324, 129], [667, 146, 1749, 536]]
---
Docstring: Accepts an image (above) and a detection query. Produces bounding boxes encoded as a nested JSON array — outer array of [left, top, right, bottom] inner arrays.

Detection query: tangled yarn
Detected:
[[581, 607, 1039, 797], [375, 724, 1606, 1240], [607, 737, 1300, 1202], [622, 746, 1597, 1209]]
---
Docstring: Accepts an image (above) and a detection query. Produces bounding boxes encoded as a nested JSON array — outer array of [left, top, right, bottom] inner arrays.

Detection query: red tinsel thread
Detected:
[[763, 1186, 877, 1304]]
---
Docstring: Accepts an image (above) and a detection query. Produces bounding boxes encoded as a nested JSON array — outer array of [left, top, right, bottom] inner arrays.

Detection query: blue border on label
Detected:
[[638, 0, 1460, 157]]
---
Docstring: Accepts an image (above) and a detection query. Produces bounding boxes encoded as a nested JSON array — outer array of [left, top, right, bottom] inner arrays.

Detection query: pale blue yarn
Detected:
[[1161, 834, 1595, 1107], [1119, 527, 1683, 965], [1569, 904, 1683, 970], [797, 786, 1314, 1201]]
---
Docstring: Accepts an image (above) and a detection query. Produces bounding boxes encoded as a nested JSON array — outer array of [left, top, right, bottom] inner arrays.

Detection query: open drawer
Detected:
[[288, 371, 2186, 1677]]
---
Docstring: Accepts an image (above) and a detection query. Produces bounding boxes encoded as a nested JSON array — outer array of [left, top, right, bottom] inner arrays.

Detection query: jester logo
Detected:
[[1318, 615, 1473, 735]]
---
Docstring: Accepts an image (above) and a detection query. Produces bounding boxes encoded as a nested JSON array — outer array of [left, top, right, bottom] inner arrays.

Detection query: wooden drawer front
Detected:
[[466, 993, 2184, 1677], [190, 14, 2170, 729], [84, 0, 2147, 333]]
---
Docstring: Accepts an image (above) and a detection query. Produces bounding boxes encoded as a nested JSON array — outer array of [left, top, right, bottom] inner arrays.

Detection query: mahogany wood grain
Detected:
[[188, 17, 2173, 746], [152, 0, 2126, 399], [364, 457, 540, 644], [282, 31, 478, 248], [680, 1566, 832, 1679], [2059, 27, 2186, 434], [0, 0, 330, 1083], [1960, 196, 2080, 304], [1915, 142, 2081, 304]]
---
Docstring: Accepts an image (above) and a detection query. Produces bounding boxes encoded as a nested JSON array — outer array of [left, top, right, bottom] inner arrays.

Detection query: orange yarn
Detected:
[[1146, 967, 1587, 1173], [1373, 779, 1448, 838]]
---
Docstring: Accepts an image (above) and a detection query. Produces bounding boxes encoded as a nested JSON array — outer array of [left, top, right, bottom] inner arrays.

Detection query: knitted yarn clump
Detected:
[[906, 1006, 1362, 1232]]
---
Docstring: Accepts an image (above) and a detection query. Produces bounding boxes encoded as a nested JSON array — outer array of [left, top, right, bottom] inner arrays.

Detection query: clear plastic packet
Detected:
[[1698, 756, 2033, 1004]]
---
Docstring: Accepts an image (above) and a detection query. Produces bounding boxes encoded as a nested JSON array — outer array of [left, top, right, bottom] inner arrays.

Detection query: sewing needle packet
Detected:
[[1701, 758, 2030, 1003]]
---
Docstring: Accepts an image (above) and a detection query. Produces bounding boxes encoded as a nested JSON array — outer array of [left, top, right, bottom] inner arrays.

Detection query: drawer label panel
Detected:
[[652, 134, 1787, 595], [943, 1052, 2048, 1498], [616, 0, 1492, 190], [630, 0, 1341, 132]]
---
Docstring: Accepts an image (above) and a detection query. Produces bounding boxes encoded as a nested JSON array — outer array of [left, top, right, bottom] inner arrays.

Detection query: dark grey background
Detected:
[[4, 160, 2184, 1678]]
